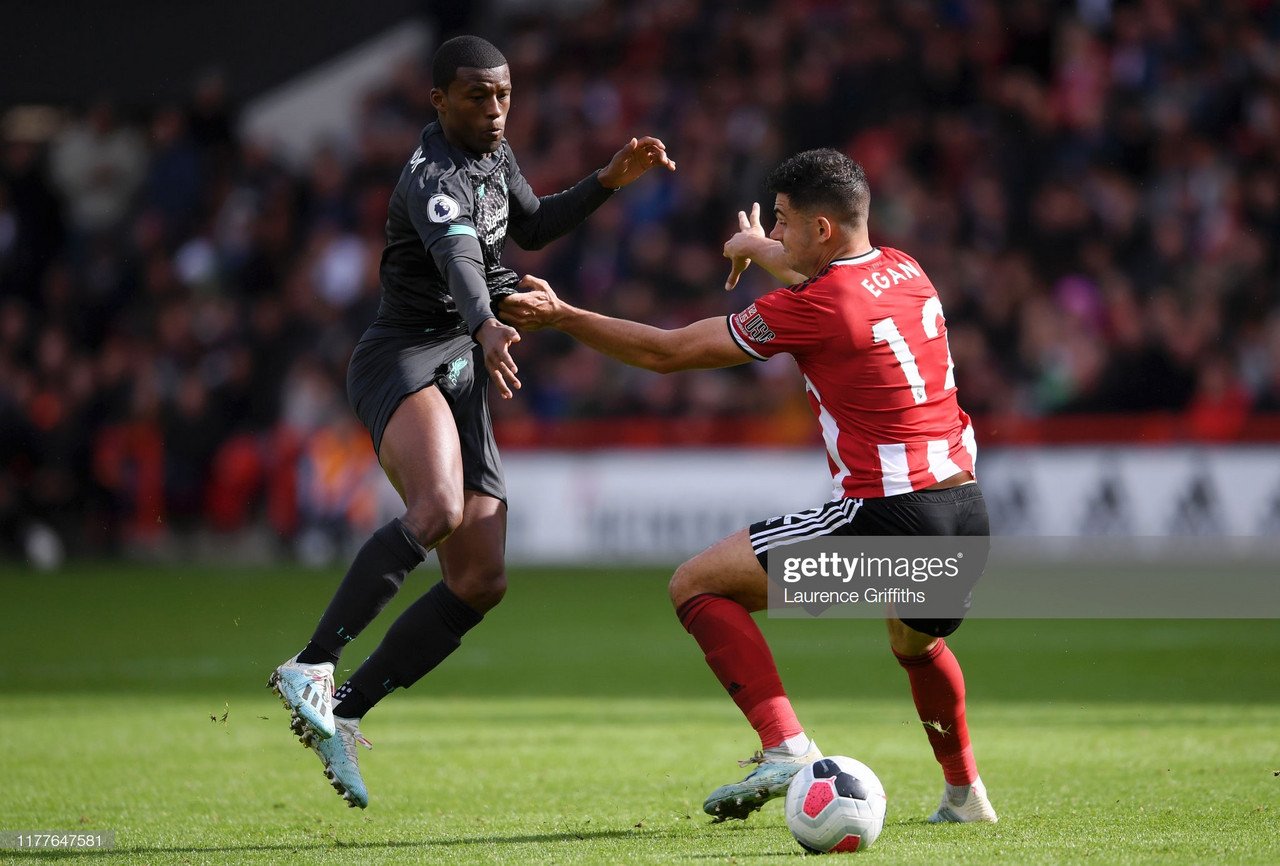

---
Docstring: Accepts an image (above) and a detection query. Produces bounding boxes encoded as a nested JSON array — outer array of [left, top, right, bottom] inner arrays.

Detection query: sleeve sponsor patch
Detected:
[[735, 303, 776, 344], [427, 194, 461, 223]]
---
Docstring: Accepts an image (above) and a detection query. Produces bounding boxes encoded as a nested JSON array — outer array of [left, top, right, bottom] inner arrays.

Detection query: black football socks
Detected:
[[334, 580, 483, 718], [296, 519, 427, 666], [330, 682, 374, 719]]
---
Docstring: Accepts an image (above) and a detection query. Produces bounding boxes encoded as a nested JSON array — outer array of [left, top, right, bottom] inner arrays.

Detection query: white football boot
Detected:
[[927, 776, 998, 823], [268, 654, 336, 740], [304, 716, 371, 809], [703, 739, 823, 821]]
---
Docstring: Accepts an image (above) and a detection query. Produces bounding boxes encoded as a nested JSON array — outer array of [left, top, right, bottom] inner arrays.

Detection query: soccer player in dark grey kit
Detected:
[[268, 35, 674, 808]]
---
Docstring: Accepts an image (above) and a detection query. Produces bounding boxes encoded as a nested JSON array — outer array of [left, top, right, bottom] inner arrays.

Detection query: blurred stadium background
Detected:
[[2, 0, 1280, 569]]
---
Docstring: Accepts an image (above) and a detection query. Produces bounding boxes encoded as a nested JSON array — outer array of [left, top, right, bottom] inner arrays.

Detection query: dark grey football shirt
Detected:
[[377, 121, 614, 336]]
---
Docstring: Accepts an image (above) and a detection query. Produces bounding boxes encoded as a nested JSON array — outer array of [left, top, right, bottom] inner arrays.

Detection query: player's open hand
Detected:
[[597, 137, 676, 189], [723, 202, 765, 291], [500, 275, 565, 332], [474, 317, 522, 399]]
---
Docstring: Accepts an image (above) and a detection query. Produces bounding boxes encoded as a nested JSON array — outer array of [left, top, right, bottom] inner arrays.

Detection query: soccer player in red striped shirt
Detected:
[[502, 148, 997, 825]]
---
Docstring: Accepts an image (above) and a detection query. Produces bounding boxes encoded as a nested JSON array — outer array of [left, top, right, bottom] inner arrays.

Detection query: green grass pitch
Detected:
[[2, 562, 1277, 864]]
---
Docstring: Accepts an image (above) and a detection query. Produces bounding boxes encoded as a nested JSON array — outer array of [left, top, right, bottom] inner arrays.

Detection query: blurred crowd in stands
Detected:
[[3, 0, 1280, 559]]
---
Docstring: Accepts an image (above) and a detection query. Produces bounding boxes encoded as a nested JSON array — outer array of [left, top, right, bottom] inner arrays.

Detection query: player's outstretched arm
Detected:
[[723, 202, 806, 289], [506, 137, 674, 252], [597, 136, 677, 189], [501, 276, 748, 374]]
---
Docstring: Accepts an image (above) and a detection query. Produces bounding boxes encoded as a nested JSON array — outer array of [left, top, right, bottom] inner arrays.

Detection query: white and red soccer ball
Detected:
[[784, 756, 887, 854]]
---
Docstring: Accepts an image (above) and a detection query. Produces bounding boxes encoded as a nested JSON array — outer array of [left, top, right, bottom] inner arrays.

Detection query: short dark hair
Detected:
[[431, 35, 507, 90], [765, 148, 870, 227]]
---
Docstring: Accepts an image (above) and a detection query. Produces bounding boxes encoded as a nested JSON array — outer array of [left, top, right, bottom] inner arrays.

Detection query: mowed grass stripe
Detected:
[[2, 564, 1278, 704]]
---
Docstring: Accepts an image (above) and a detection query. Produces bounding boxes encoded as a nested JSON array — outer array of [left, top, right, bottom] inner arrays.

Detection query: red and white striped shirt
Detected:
[[727, 246, 976, 499]]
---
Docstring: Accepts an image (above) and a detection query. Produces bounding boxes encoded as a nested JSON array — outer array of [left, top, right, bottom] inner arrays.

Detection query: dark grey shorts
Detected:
[[346, 324, 505, 503]]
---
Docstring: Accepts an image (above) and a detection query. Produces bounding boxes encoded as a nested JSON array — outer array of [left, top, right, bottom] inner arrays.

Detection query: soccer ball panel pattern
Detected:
[[784, 755, 887, 853]]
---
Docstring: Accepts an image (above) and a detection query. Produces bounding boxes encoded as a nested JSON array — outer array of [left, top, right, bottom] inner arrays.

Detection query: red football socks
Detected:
[[894, 639, 977, 785], [677, 593, 803, 750]]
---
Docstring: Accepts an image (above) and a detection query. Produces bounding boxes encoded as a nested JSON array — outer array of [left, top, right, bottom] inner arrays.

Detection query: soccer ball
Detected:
[[784, 756, 887, 854]]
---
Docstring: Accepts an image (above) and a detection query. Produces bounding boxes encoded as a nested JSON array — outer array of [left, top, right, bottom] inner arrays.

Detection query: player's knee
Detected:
[[402, 493, 465, 547], [886, 617, 939, 657], [668, 559, 704, 609], [450, 568, 506, 614]]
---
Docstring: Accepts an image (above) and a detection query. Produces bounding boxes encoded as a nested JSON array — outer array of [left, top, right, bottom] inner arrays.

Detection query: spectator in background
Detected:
[[49, 99, 147, 241], [187, 69, 237, 160], [143, 106, 203, 239], [1, 108, 65, 303]]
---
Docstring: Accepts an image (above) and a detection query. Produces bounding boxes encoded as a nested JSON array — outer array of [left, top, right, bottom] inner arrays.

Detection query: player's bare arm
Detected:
[[723, 201, 806, 289], [502, 275, 748, 373], [597, 136, 677, 189]]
